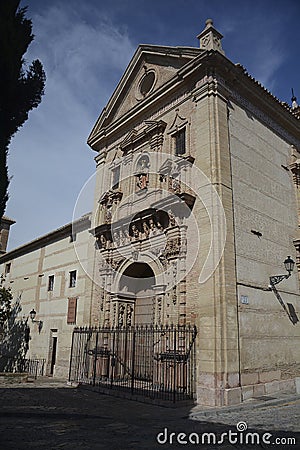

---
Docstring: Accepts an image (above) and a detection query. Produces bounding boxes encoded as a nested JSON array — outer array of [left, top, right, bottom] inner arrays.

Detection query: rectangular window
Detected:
[[48, 275, 54, 291], [69, 270, 77, 288], [112, 166, 120, 190], [5, 263, 11, 275], [67, 297, 77, 324], [174, 128, 186, 156]]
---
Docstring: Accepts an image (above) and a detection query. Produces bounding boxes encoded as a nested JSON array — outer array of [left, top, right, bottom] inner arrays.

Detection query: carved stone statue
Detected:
[[105, 208, 112, 223], [113, 231, 120, 247], [119, 229, 126, 246], [123, 228, 131, 244], [136, 173, 148, 190], [156, 221, 164, 233], [131, 224, 140, 240], [100, 234, 107, 249], [149, 218, 156, 236], [137, 155, 150, 172], [136, 155, 150, 190], [142, 221, 150, 239]]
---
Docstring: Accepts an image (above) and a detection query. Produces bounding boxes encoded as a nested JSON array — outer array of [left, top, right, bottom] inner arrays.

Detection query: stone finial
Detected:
[[291, 88, 300, 108], [197, 18, 225, 55], [291, 88, 300, 117]]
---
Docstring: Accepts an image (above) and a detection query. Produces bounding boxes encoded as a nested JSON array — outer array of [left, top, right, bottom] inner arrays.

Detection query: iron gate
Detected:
[[69, 325, 197, 402]]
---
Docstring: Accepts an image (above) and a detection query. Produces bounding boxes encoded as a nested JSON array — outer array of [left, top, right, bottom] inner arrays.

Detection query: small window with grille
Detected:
[[69, 270, 77, 288], [174, 128, 186, 156], [112, 165, 120, 190], [48, 275, 54, 291]]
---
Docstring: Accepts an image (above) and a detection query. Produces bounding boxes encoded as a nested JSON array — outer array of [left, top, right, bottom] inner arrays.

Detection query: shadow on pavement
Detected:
[[0, 387, 299, 449]]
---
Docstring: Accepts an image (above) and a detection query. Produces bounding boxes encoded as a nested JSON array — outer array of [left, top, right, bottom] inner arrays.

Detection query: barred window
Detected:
[[112, 166, 120, 190], [174, 128, 186, 156], [48, 275, 54, 291], [69, 270, 77, 288]]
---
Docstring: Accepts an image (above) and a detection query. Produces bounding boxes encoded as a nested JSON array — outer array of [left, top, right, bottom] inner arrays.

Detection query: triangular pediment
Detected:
[[120, 128, 138, 148], [88, 45, 202, 148]]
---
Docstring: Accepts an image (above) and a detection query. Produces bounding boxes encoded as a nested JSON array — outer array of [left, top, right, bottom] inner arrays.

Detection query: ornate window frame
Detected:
[[167, 109, 190, 157]]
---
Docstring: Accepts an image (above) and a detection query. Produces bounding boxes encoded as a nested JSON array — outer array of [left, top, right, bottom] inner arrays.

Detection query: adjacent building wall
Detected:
[[0, 215, 92, 378]]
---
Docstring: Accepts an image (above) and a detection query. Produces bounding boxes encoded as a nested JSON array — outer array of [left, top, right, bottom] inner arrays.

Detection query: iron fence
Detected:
[[69, 325, 197, 403], [0, 357, 45, 378], [22, 358, 46, 379]]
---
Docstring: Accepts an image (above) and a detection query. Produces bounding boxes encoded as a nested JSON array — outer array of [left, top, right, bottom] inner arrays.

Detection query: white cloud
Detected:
[[6, 3, 135, 249]]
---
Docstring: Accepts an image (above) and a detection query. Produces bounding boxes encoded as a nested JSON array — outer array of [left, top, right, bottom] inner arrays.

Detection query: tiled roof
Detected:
[[235, 63, 300, 121]]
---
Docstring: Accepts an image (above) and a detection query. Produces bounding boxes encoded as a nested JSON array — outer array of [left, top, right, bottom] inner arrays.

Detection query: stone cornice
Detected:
[[0, 214, 91, 264]]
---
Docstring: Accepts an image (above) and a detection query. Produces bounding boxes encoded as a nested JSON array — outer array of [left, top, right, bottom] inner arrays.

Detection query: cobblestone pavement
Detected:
[[0, 380, 299, 450]]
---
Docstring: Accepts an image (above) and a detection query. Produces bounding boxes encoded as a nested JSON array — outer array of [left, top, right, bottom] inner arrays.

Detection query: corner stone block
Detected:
[[224, 387, 242, 405], [241, 385, 254, 401]]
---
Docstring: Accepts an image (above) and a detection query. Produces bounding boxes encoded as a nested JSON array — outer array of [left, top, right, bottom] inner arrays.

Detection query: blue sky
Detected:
[[6, 0, 300, 249]]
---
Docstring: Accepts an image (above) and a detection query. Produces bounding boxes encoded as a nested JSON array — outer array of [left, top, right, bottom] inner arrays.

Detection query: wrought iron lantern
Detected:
[[29, 308, 43, 333], [284, 256, 295, 275], [29, 309, 37, 321], [269, 256, 295, 287]]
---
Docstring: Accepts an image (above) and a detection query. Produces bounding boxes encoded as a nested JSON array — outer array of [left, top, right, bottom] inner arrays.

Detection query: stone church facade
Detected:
[[86, 19, 300, 405], [1, 19, 300, 406]]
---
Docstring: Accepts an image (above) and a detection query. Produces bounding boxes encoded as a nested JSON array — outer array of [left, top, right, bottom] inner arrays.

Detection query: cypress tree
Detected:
[[0, 0, 46, 218]]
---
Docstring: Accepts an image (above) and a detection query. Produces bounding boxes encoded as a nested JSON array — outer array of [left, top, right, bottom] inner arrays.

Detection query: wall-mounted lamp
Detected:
[[29, 309, 43, 333], [269, 256, 295, 287]]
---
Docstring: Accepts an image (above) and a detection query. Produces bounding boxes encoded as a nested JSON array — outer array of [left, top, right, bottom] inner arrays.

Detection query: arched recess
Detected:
[[119, 262, 155, 324]]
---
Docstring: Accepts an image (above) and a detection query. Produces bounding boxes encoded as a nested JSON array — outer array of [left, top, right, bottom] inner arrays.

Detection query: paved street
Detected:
[[0, 381, 299, 449]]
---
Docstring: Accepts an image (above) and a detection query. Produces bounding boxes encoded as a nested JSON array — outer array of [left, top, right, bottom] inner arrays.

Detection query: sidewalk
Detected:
[[191, 391, 300, 416], [190, 392, 300, 433], [0, 374, 73, 388], [0, 378, 299, 449], [1, 373, 300, 408]]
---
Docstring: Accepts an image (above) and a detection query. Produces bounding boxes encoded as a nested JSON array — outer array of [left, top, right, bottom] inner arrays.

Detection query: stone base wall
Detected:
[[196, 366, 300, 406], [0, 372, 28, 385], [241, 368, 300, 401], [196, 385, 242, 407]]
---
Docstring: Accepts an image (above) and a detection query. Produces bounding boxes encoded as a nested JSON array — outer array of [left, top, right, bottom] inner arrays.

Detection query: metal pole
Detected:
[[131, 328, 136, 395], [93, 330, 99, 387], [110, 329, 116, 388], [173, 327, 177, 403], [68, 329, 76, 382]]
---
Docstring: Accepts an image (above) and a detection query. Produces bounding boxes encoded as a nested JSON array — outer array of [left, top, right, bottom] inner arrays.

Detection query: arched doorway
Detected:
[[119, 262, 155, 325]]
